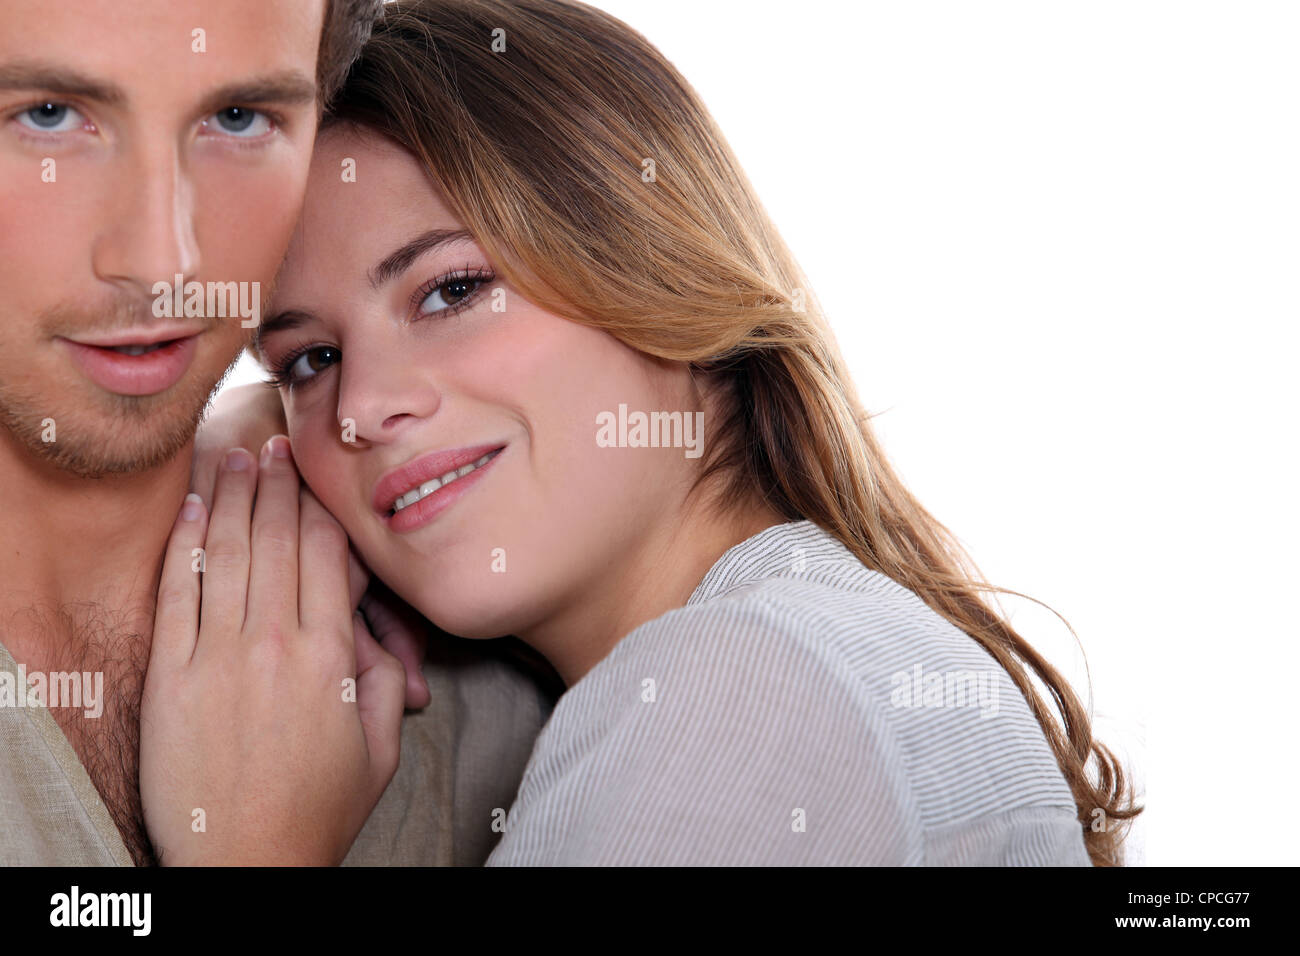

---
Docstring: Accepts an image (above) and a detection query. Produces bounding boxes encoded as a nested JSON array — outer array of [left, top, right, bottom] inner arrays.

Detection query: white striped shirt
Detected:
[[485, 519, 1091, 865]]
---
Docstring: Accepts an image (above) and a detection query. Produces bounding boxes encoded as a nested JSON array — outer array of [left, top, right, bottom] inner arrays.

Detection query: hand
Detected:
[[141, 438, 405, 865], [191, 382, 286, 507], [191, 383, 430, 708]]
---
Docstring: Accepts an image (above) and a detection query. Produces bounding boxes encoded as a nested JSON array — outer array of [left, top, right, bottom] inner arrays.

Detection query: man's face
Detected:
[[0, 0, 325, 478]]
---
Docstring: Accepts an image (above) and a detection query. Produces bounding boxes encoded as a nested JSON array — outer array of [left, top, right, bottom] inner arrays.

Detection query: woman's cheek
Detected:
[[288, 424, 348, 511]]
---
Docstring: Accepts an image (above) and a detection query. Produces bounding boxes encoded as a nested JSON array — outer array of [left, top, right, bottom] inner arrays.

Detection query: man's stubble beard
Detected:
[[0, 346, 244, 479]]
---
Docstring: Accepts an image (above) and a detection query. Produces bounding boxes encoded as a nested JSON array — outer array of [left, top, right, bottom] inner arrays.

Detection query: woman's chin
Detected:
[[412, 596, 520, 642]]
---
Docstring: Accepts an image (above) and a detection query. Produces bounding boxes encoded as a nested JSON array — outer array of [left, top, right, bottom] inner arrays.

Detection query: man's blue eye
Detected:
[[209, 107, 272, 137], [28, 104, 65, 128], [18, 103, 85, 133]]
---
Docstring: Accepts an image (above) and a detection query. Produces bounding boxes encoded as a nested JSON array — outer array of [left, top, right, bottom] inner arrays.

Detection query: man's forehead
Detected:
[[0, 0, 325, 106]]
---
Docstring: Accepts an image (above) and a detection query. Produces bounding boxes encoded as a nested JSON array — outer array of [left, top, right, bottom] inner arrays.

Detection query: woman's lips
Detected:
[[372, 443, 505, 515], [380, 445, 506, 534], [60, 334, 200, 396]]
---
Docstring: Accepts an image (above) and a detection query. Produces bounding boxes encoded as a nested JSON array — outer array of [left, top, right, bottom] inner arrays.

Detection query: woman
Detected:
[[142, 0, 1140, 865]]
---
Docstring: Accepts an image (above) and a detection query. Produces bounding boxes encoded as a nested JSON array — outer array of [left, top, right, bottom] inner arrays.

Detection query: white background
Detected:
[[220, 1, 1300, 865]]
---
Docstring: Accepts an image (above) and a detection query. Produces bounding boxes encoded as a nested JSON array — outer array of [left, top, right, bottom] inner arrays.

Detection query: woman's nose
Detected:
[[335, 344, 442, 445]]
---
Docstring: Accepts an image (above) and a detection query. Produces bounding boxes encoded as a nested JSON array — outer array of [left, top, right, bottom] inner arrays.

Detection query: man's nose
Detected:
[[91, 139, 200, 296]]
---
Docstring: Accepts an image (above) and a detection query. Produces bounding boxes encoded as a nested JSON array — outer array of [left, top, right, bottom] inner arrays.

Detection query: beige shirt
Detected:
[[0, 634, 557, 866]]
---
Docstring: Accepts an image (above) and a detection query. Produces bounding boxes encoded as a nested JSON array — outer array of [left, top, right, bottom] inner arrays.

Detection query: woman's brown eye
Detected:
[[442, 279, 474, 304], [418, 278, 483, 314], [306, 346, 339, 372], [278, 345, 340, 387]]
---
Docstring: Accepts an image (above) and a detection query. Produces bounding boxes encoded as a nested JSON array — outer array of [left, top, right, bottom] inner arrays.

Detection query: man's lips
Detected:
[[59, 326, 205, 396], [372, 443, 506, 516], [65, 323, 207, 348]]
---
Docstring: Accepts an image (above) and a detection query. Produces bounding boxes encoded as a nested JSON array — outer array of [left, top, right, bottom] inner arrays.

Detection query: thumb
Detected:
[[347, 544, 369, 610], [352, 612, 404, 796], [360, 588, 431, 709]]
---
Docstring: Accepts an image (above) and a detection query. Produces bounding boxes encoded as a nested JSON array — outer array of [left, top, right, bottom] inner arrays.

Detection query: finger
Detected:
[[151, 493, 210, 671], [353, 613, 405, 787], [378, 621, 430, 710], [245, 436, 301, 633], [361, 590, 431, 709], [297, 486, 354, 648], [188, 444, 223, 510], [190, 383, 290, 506], [197, 448, 258, 645], [347, 543, 369, 611]]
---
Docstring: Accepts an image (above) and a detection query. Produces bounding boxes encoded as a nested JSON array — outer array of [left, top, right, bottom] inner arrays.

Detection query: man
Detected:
[[0, 0, 554, 866]]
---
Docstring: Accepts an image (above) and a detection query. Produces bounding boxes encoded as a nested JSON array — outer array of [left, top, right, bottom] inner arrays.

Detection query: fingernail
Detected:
[[260, 436, 291, 468], [225, 448, 251, 471], [181, 493, 203, 522]]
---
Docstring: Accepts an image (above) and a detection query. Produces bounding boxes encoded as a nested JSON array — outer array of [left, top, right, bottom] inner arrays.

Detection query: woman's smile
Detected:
[[374, 443, 507, 534]]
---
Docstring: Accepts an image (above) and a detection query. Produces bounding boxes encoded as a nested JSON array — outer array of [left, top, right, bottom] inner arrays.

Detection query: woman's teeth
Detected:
[[109, 342, 169, 355], [392, 449, 501, 515]]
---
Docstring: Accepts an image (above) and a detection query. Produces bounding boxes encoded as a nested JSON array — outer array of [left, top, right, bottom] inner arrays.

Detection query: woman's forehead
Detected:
[[297, 129, 463, 245]]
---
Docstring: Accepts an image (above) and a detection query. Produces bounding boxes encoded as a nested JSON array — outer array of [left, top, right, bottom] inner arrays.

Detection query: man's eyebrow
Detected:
[[195, 71, 317, 115], [0, 61, 316, 113], [369, 229, 477, 290], [0, 61, 127, 106]]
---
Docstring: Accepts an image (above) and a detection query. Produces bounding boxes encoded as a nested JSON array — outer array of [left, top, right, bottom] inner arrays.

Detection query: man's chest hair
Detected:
[[12, 599, 156, 865]]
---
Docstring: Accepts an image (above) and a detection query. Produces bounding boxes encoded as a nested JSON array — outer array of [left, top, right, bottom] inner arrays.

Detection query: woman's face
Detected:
[[260, 126, 705, 643]]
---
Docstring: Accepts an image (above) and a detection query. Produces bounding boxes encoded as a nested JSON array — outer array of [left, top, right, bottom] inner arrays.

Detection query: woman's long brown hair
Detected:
[[324, 0, 1143, 864]]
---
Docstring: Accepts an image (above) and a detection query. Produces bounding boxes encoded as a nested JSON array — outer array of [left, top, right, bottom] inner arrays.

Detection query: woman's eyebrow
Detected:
[[254, 309, 313, 355], [368, 229, 475, 290], [254, 230, 479, 353]]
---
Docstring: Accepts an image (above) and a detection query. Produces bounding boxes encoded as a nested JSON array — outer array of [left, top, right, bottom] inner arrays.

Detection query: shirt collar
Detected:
[[686, 519, 853, 606]]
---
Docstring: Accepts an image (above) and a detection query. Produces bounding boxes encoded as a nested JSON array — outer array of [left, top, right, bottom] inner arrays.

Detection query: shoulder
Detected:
[[575, 572, 1078, 832], [569, 584, 895, 745], [494, 590, 926, 864], [606, 572, 973, 713], [738, 575, 1080, 822]]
